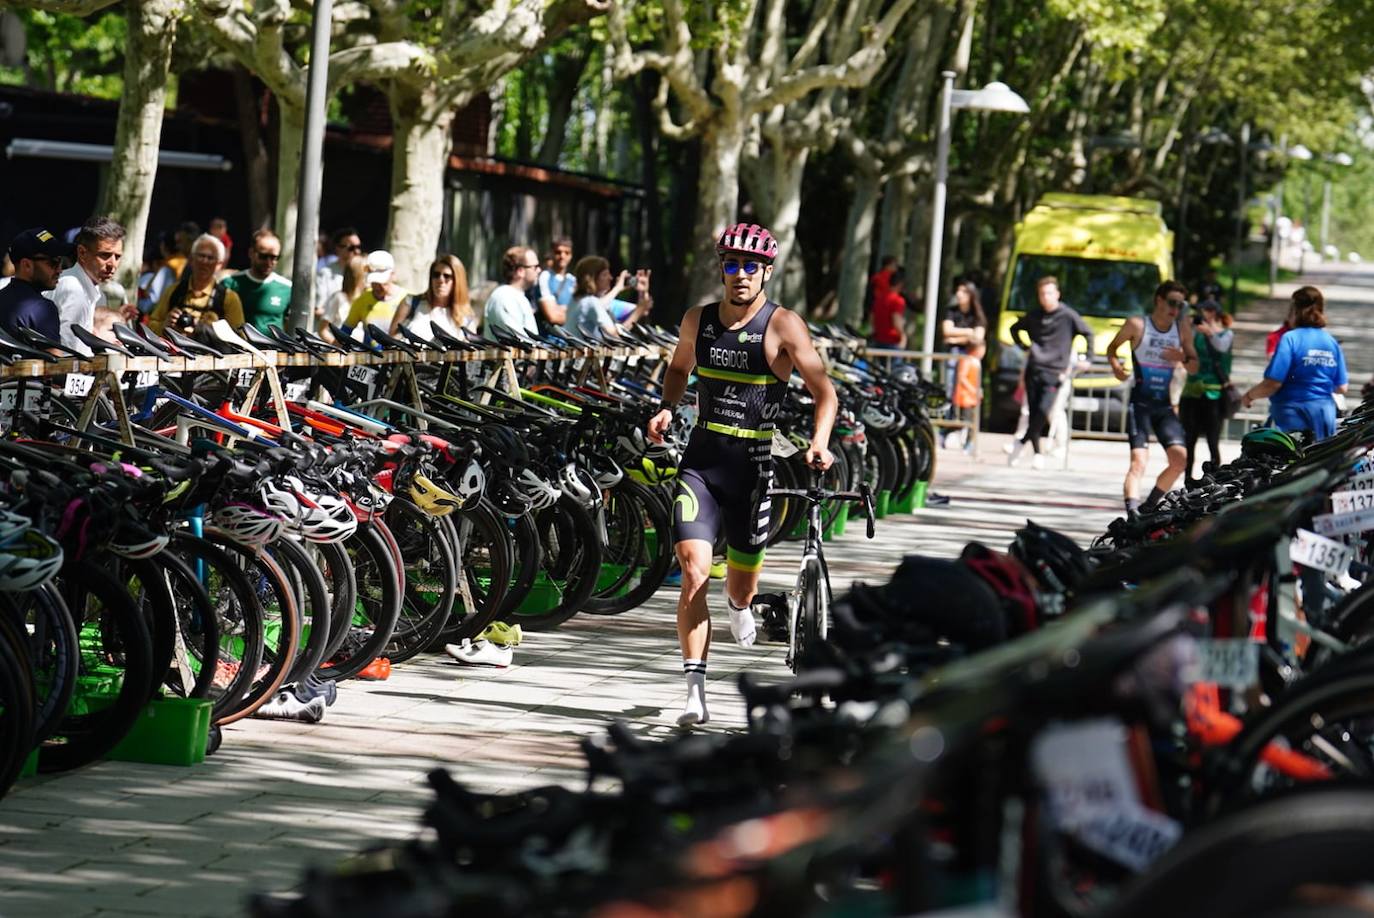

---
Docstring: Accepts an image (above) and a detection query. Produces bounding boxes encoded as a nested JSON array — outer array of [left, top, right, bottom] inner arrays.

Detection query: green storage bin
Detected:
[[892, 487, 919, 514], [515, 573, 564, 614], [825, 503, 850, 541], [107, 697, 213, 767], [912, 480, 929, 509], [874, 489, 892, 519]]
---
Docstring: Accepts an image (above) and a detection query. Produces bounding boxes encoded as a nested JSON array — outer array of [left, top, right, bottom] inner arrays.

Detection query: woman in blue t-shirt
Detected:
[[1242, 285, 1347, 440]]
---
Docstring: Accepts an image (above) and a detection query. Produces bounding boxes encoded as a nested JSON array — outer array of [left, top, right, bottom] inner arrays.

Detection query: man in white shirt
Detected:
[[49, 216, 136, 355], [534, 236, 575, 329], [314, 226, 363, 322], [483, 246, 541, 339]]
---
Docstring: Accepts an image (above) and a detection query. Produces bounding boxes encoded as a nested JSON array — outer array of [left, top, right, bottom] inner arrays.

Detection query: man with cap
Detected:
[[0, 229, 71, 351], [343, 250, 409, 330]]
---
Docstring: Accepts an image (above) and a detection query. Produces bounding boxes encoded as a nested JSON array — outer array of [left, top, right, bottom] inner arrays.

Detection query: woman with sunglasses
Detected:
[[391, 253, 476, 338], [645, 222, 838, 728], [1105, 280, 1199, 514]]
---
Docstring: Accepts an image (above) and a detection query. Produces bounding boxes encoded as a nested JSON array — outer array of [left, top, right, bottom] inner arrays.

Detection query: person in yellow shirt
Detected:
[[345, 250, 409, 330], [148, 233, 245, 334]]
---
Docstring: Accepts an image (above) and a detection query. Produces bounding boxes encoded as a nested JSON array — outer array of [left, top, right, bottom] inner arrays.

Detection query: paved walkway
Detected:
[[0, 431, 1226, 918]]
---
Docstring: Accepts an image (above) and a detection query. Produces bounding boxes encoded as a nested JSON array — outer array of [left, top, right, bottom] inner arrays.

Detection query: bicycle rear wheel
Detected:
[[3, 585, 78, 744], [322, 524, 402, 681]]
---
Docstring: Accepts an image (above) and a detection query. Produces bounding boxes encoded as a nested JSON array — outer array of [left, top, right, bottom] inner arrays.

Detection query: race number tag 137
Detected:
[[1291, 528, 1352, 575], [1346, 472, 1374, 491], [1331, 490, 1374, 514]]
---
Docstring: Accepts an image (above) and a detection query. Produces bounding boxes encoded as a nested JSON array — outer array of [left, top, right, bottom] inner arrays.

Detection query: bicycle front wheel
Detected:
[[790, 557, 824, 675]]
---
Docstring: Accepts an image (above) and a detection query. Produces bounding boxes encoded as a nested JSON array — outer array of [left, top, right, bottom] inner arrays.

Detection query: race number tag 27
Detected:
[[1291, 528, 1352, 574], [133, 369, 159, 389], [63, 373, 95, 398]]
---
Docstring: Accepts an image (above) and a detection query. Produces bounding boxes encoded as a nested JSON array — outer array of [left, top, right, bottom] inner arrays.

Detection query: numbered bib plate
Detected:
[[1331, 490, 1374, 515], [1291, 528, 1351, 574], [1191, 638, 1260, 690], [63, 373, 95, 398]]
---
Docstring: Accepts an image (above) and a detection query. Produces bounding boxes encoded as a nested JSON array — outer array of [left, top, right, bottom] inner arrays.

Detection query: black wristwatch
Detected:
[[657, 400, 677, 415]]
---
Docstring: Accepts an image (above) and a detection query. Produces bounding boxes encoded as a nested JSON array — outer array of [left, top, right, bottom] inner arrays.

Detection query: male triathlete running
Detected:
[[1106, 280, 1199, 514], [647, 222, 838, 727]]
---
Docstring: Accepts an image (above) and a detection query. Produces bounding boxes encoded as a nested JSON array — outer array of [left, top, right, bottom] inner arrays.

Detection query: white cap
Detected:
[[365, 249, 395, 286]]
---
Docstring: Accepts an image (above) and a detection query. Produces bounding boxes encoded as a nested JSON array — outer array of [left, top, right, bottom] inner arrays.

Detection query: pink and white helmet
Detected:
[[717, 222, 779, 261]]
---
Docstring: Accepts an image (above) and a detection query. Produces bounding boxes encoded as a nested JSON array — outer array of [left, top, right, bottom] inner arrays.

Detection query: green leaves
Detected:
[[2, 7, 128, 98]]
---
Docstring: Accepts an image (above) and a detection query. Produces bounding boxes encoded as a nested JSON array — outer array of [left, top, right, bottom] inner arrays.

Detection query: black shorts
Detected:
[[672, 429, 773, 573], [1127, 400, 1185, 450]]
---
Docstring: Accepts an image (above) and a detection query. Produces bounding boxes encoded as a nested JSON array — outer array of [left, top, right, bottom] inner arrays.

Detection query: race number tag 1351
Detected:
[[1291, 528, 1352, 575]]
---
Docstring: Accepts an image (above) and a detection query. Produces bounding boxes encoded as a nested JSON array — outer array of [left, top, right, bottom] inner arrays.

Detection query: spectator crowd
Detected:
[[0, 215, 654, 356]]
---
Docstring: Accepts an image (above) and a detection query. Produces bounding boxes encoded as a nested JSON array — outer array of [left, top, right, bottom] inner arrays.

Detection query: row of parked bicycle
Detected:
[[256, 396, 1374, 917], [0, 316, 945, 796]]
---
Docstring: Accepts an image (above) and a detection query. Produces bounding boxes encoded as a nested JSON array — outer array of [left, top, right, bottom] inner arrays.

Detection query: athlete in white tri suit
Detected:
[[1106, 281, 1200, 514], [647, 222, 838, 727]]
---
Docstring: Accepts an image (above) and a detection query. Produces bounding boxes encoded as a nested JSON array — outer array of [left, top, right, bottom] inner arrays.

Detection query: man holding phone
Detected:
[[646, 222, 837, 727]]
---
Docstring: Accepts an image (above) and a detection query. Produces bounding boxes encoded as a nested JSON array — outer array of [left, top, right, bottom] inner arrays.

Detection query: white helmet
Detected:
[[557, 463, 594, 505], [0, 508, 32, 550], [210, 501, 286, 547], [300, 491, 358, 543], [861, 403, 899, 432], [0, 529, 63, 591], [515, 469, 561, 512], [259, 478, 306, 530], [452, 458, 486, 509], [109, 530, 171, 561]]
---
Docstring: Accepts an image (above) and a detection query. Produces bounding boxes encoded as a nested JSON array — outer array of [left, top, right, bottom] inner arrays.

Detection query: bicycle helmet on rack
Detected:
[[297, 489, 358, 543], [108, 522, 171, 561], [861, 402, 900, 433], [1008, 520, 1093, 598], [0, 507, 32, 549], [579, 450, 624, 490], [209, 501, 286, 547], [0, 529, 63, 591], [407, 470, 462, 518], [1240, 428, 1301, 463], [260, 477, 306, 527], [716, 222, 779, 262], [556, 463, 596, 507], [633, 442, 679, 486], [515, 468, 561, 512], [488, 478, 534, 518], [449, 457, 486, 510], [889, 364, 920, 387]]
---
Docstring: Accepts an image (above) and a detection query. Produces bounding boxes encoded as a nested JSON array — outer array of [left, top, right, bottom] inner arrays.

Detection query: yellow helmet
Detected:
[[407, 470, 461, 517]]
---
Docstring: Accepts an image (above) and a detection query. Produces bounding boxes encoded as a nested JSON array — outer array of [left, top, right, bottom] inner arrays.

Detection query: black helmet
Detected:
[[1008, 520, 1092, 595]]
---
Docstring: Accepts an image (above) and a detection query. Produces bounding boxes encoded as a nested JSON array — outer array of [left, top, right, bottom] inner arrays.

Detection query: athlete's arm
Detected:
[[1173, 315, 1200, 374], [1106, 318, 1140, 382], [647, 306, 701, 444], [778, 310, 838, 470]]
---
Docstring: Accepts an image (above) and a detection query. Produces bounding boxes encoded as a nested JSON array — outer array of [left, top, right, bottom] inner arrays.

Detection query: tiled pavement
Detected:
[[0, 432, 1236, 918]]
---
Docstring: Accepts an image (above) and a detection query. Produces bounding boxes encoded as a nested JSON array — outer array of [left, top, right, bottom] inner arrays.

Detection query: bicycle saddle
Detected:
[[326, 324, 377, 354], [240, 323, 287, 352], [71, 324, 139, 359], [428, 325, 480, 352], [263, 324, 307, 355], [293, 327, 349, 356], [9, 325, 83, 360], [158, 324, 222, 358], [395, 323, 441, 351], [112, 323, 174, 361], [366, 323, 419, 357]]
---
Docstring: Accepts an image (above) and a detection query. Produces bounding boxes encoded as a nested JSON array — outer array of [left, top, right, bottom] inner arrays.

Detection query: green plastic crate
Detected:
[[874, 489, 892, 519], [106, 697, 213, 767], [824, 503, 850, 541]]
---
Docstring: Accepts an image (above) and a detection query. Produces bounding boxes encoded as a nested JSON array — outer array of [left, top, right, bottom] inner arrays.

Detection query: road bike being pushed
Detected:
[[763, 466, 875, 673]]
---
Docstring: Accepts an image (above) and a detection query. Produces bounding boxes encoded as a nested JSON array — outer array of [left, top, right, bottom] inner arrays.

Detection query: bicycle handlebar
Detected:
[[768, 472, 877, 539]]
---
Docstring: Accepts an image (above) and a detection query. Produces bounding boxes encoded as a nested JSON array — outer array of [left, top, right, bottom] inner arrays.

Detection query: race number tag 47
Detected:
[[236, 368, 258, 387], [1291, 528, 1352, 574]]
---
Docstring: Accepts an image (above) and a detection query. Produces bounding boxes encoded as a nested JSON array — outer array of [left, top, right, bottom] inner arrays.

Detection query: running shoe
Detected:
[[252, 691, 326, 724], [444, 639, 514, 668], [357, 657, 392, 681]]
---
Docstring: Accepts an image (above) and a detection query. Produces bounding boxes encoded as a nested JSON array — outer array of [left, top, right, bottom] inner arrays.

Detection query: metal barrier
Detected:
[[860, 348, 981, 458]]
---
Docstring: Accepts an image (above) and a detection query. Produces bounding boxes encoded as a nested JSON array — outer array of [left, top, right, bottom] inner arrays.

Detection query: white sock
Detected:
[[678, 658, 708, 726], [725, 588, 757, 648]]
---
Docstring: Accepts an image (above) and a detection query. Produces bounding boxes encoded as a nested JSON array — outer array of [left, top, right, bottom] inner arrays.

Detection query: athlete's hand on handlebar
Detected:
[[805, 445, 834, 470], [647, 409, 672, 444]]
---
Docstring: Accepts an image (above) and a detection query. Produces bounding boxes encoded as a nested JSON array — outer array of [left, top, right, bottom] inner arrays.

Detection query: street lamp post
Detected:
[[920, 71, 1029, 376], [1321, 152, 1353, 257]]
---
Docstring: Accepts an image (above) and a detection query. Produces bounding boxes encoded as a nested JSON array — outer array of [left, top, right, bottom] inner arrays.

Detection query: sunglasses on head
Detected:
[[721, 259, 764, 276]]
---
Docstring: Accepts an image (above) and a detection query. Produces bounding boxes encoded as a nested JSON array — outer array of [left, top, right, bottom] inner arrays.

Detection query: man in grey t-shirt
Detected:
[[483, 246, 541, 338]]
